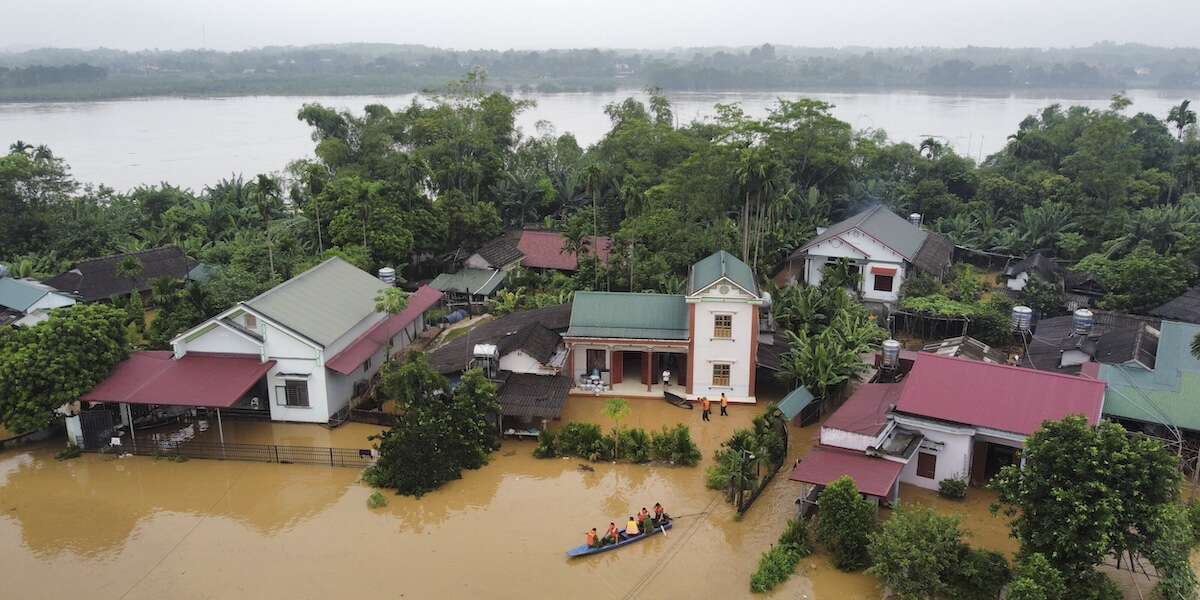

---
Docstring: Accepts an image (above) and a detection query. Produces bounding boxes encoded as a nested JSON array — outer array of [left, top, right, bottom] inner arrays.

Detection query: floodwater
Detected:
[[0, 393, 1123, 599], [1, 88, 1197, 191]]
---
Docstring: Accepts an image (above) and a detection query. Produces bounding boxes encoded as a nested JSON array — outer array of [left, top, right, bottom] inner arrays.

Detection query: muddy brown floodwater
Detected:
[[0, 391, 1135, 599]]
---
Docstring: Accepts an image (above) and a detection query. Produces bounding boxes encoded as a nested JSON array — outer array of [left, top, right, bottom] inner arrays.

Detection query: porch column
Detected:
[[642, 351, 651, 390], [566, 345, 574, 382], [611, 351, 623, 384]]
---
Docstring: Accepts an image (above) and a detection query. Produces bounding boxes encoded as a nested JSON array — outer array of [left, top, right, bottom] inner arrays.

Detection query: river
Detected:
[[0, 88, 1195, 192]]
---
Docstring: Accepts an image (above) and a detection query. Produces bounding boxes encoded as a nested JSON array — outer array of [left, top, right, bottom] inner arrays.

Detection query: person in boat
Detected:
[[586, 527, 598, 548], [639, 507, 651, 528], [653, 502, 668, 523], [626, 515, 640, 536], [605, 522, 619, 544]]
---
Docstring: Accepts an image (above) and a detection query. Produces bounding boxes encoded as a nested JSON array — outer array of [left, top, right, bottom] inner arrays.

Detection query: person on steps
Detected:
[[720, 393, 729, 416]]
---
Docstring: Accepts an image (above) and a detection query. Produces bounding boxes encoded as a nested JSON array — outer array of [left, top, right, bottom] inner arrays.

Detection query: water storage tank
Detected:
[[378, 267, 396, 286], [909, 213, 923, 228], [1072, 308, 1095, 336], [1012, 306, 1034, 333], [881, 339, 902, 369]]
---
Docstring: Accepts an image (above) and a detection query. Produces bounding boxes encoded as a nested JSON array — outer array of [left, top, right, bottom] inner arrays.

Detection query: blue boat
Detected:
[[566, 520, 673, 558]]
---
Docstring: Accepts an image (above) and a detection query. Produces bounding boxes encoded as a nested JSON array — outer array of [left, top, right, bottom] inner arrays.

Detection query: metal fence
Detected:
[[89, 438, 376, 468]]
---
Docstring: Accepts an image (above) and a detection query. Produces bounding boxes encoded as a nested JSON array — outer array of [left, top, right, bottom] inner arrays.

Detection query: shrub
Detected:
[[869, 505, 971, 599], [749, 544, 801, 593], [615, 428, 650, 463], [1007, 553, 1065, 600], [814, 476, 875, 571], [55, 444, 82, 460], [950, 549, 1010, 600], [532, 429, 558, 458], [778, 519, 813, 557], [650, 424, 702, 466], [367, 490, 388, 509], [1187, 500, 1200, 547], [556, 422, 604, 458], [938, 476, 967, 500]]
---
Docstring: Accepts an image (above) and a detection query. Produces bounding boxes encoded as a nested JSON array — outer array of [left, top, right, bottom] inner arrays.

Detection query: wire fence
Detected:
[[86, 438, 376, 468]]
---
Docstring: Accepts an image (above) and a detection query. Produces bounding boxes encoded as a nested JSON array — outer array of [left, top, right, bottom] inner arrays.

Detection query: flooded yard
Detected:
[[0, 394, 1077, 599]]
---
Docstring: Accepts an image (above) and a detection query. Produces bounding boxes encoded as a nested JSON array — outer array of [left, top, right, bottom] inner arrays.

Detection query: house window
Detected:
[[873, 274, 894, 292], [586, 349, 606, 374], [280, 380, 310, 408], [244, 313, 257, 330], [712, 363, 731, 387], [916, 451, 937, 479], [362, 357, 371, 373], [713, 314, 733, 338]]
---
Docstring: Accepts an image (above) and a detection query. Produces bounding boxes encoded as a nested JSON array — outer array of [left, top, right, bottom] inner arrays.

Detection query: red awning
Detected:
[[870, 266, 897, 276], [326, 285, 444, 375], [789, 445, 904, 498], [82, 351, 275, 408]]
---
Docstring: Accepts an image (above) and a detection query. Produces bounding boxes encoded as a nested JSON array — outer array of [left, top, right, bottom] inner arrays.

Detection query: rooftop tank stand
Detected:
[[1011, 305, 1034, 367], [879, 339, 902, 383]]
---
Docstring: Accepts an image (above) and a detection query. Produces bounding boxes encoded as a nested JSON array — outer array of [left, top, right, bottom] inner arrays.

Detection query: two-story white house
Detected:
[[84, 258, 443, 425], [778, 205, 953, 305], [563, 250, 763, 403]]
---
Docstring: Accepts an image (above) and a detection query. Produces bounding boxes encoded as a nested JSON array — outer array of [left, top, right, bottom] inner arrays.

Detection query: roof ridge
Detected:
[[575, 290, 686, 299]]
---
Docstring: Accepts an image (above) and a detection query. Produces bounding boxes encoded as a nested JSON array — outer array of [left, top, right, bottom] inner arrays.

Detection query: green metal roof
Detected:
[[777, 386, 815, 420], [565, 291, 689, 340], [243, 257, 387, 347], [0, 278, 53, 312], [429, 268, 507, 296], [687, 250, 759, 296], [1100, 320, 1200, 431]]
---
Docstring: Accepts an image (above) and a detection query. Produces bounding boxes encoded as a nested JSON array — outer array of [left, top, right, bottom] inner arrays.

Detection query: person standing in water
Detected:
[[720, 393, 729, 416]]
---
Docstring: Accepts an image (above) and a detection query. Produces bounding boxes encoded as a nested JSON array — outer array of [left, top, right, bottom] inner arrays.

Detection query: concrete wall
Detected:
[[177, 323, 262, 357], [801, 228, 908, 304], [862, 260, 905, 304], [820, 426, 877, 452], [688, 281, 756, 402], [261, 321, 326, 422], [897, 422, 974, 492]]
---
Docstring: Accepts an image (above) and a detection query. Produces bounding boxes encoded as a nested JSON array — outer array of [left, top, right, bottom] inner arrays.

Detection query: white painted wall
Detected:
[[688, 281, 757, 402], [177, 323, 263, 357], [1007, 272, 1029, 291], [500, 349, 557, 375], [896, 420, 975, 491], [800, 228, 909, 304], [570, 344, 610, 384], [861, 261, 905, 304]]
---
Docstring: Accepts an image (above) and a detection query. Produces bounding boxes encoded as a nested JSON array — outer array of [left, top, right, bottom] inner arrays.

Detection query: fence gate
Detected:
[[78, 409, 115, 451]]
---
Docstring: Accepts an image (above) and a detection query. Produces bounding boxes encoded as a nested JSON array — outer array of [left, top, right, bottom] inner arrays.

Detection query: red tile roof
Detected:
[[789, 445, 904, 498], [325, 285, 444, 375], [516, 231, 611, 271], [824, 382, 905, 436], [83, 352, 275, 408], [895, 353, 1105, 436]]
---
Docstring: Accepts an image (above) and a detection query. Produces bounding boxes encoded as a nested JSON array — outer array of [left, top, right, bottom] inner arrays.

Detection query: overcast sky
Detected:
[[6, 0, 1199, 51]]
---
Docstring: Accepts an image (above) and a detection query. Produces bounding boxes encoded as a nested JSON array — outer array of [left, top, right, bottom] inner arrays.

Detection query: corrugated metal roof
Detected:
[[429, 268, 507, 296], [777, 386, 814, 420], [823, 382, 904, 436], [565, 291, 689, 340], [791, 205, 928, 261], [1101, 320, 1200, 431], [1151, 286, 1200, 324], [326, 285, 444, 375], [0, 278, 52, 312], [897, 353, 1105, 436], [244, 257, 388, 347], [687, 250, 758, 296], [789, 445, 903, 498]]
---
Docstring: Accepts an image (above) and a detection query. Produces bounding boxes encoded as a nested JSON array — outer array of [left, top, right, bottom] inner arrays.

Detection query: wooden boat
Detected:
[[663, 391, 693, 410], [566, 520, 673, 558]]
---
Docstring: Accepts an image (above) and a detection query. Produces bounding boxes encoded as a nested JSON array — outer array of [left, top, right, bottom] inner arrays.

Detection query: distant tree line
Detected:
[[0, 64, 106, 87]]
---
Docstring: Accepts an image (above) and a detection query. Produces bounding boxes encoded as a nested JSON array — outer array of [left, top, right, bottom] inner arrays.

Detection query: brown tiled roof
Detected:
[[428, 304, 572, 374], [473, 231, 524, 268], [912, 231, 954, 276], [496, 372, 570, 419], [46, 247, 196, 302]]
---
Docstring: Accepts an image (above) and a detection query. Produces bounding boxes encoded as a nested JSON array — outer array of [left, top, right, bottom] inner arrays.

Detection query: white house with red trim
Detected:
[[780, 205, 953, 305], [86, 258, 443, 425]]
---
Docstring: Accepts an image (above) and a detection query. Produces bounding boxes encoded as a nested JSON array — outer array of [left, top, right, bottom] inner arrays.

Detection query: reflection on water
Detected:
[[0, 392, 1052, 599], [2, 88, 1196, 191]]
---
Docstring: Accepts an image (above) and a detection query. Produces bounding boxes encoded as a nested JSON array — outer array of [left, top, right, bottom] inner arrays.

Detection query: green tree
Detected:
[[1168, 99, 1196, 141], [868, 505, 971, 600], [814, 475, 875, 571], [1006, 553, 1066, 600], [603, 397, 631, 459], [0, 304, 129, 433], [374, 287, 408, 315]]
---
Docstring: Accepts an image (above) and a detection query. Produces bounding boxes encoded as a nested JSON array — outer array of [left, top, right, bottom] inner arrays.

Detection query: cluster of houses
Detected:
[[11, 203, 1198, 511]]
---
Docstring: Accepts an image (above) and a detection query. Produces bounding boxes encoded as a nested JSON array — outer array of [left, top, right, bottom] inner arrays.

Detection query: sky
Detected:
[[4, 0, 1199, 52]]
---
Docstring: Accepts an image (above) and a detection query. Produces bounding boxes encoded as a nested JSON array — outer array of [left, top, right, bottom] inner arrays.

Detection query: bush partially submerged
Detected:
[[55, 444, 82, 461], [750, 519, 812, 593], [938, 476, 967, 500], [366, 490, 388, 509], [532, 422, 701, 466]]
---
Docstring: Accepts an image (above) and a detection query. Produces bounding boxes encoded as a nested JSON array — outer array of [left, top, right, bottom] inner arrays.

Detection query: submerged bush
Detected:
[[649, 424, 702, 466], [749, 544, 801, 593], [938, 476, 967, 500], [533, 421, 700, 466], [556, 422, 604, 458], [532, 429, 558, 458], [55, 444, 82, 461], [366, 490, 388, 509]]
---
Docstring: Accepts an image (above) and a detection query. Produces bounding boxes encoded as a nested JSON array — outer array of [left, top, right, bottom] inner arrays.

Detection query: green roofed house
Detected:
[[564, 250, 765, 403], [429, 268, 507, 311], [1099, 320, 1200, 435]]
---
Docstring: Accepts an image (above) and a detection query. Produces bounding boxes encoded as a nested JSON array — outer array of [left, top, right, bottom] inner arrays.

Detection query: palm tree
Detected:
[[115, 255, 143, 283], [1167, 100, 1196, 142], [253, 174, 280, 278]]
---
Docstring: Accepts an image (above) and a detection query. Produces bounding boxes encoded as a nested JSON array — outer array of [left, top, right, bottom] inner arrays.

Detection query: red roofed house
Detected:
[[466, 230, 611, 273], [83, 258, 443, 430], [791, 352, 1105, 507]]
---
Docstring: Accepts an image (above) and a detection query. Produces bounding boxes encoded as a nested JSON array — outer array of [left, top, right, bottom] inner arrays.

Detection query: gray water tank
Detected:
[[377, 267, 396, 286], [1012, 306, 1034, 333], [909, 213, 923, 228], [1072, 308, 1095, 336], [881, 339, 902, 368]]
